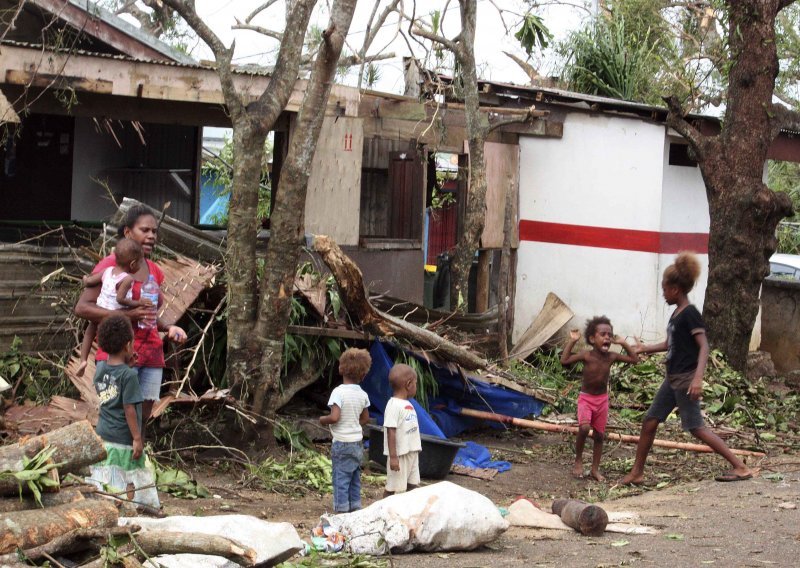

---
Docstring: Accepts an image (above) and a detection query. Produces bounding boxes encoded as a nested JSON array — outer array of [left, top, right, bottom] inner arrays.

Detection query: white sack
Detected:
[[324, 481, 508, 555], [119, 514, 303, 567]]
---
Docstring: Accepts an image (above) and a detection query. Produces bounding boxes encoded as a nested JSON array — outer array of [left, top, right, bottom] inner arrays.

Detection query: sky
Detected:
[[185, 0, 594, 95]]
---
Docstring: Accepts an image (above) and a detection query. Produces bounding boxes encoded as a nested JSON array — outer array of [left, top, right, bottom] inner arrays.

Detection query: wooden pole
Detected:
[[458, 408, 766, 457], [552, 499, 608, 536], [475, 250, 490, 313]]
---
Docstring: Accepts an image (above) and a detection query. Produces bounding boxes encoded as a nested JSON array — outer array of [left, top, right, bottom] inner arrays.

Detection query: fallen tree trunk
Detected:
[[459, 408, 766, 457], [314, 236, 488, 370], [0, 498, 118, 554], [0, 487, 84, 513], [0, 421, 106, 475], [0, 525, 139, 565], [133, 531, 257, 566]]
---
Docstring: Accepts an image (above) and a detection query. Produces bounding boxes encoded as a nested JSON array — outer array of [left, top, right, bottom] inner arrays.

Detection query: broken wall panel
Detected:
[[304, 117, 363, 246], [481, 142, 520, 248]]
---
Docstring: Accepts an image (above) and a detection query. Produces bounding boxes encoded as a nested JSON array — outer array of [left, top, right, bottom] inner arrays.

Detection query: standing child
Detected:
[[561, 317, 639, 481], [621, 252, 753, 485], [77, 239, 148, 377], [320, 348, 372, 513], [87, 315, 159, 507], [383, 364, 422, 496]]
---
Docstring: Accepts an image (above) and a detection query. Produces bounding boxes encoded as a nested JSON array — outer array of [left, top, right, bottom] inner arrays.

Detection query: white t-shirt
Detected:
[[327, 384, 370, 443], [383, 397, 422, 457]]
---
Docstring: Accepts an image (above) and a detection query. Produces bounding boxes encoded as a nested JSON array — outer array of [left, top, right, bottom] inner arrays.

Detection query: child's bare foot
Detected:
[[620, 472, 644, 486], [572, 463, 584, 478], [589, 470, 606, 482], [76, 360, 87, 377]]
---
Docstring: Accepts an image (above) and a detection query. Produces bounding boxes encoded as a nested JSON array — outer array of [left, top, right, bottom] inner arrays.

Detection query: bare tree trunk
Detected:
[[666, 0, 795, 370], [250, 0, 359, 417], [161, 0, 316, 399], [448, 0, 487, 312]]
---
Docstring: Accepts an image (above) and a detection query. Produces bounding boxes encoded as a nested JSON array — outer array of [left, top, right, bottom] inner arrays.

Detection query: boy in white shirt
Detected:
[[320, 348, 371, 512], [383, 364, 422, 496]]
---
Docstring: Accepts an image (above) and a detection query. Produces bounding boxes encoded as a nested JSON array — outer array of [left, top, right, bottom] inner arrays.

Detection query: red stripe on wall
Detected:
[[518, 220, 708, 254]]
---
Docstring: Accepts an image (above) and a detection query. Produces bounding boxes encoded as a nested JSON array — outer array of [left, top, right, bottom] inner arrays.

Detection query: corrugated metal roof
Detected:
[[66, 0, 196, 65], [0, 39, 274, 76]]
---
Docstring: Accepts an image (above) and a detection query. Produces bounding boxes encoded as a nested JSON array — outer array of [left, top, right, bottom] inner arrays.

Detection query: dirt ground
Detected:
[[159, 428, 800, 567]]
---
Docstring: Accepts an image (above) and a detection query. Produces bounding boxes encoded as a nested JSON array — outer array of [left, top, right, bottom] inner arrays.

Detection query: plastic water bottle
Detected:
[[138, 275, 160, 330]]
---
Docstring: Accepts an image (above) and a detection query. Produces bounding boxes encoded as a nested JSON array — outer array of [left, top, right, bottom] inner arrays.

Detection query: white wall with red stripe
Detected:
[[514, 111, 720, 346]]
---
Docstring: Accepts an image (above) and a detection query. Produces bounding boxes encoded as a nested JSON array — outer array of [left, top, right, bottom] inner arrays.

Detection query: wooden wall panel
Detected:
[[481, 142, 520, 249], [304, 117, 363, 246]]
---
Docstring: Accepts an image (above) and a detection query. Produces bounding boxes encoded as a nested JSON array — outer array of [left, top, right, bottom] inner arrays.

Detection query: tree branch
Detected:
[[410, 24, 460, 55], [485, 105, 546, 134], [503, 51, 540, 83], [246, 0, 280, 23], [662, 95, 709, 159], [252, 0, 317, 129], [160, 0, 244, 119], [232, 20, 283, 41]]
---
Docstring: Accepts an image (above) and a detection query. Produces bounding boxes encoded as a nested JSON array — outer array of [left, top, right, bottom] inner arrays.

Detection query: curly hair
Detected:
[[114, 238, 143, 267], [116, 204, 157, 238], [663, 251, 702, 293], [97, 315, 134, 356], [338, 348, 372, 381], [584, 315, 612, 344]]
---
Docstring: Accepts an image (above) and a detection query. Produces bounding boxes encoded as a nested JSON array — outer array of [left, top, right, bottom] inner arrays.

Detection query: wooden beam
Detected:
[[28, 0, 171, 62], [5, 70, 112, 94], [0, 45, 362, 117]]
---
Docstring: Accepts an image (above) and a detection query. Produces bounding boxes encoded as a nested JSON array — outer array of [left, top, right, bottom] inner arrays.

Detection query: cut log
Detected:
[[133, 531, 257, 566], [0, 498, 118, 554], [0, 525, 139, 564], [0, 421, 106, 475], [552, 499, 608, 536], [458, 408, 766, 457], [0, 461, 60, 497], [0, 487, 84, 512], [314, 235, 488, 370]]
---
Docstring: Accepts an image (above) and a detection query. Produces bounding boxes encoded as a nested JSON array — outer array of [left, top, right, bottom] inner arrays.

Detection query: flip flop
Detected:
[[715, 472, 753, 482]]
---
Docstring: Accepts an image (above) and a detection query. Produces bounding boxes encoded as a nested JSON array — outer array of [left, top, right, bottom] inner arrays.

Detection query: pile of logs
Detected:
[[0, 421, 257, 567]]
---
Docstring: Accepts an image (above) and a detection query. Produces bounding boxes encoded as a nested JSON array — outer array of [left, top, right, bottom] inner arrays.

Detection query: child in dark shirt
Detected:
[[561, 316, 638, 480], [621, 252, 754, 485], [87, 315, 159, 507]]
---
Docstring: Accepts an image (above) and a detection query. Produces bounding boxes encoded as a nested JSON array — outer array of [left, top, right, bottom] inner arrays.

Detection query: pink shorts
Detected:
[[577, 392, 609, 434]]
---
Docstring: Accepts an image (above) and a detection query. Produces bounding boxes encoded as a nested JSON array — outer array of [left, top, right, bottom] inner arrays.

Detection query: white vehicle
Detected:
[[769, 253, 800, 280]]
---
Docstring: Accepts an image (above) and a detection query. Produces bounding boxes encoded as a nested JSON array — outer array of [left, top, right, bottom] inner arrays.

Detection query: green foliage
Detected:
[[611, 351, 800, 435], [393, 350, 439, 410], [362, 63, 382, 89], [201, 135, 272, 225], [0, 337, 71, 404], [274, 419, 315, 452], [153, 458, 210, 499], [515, 13, 553, 54], [249, 451, 334, 494], [0, 445, 62, 506], [561, 16, 662, 102], [769, 160, 800, 223]]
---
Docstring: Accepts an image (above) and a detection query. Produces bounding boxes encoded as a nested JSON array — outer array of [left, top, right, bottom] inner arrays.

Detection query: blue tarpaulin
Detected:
[[360, 341, 547, 472]]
